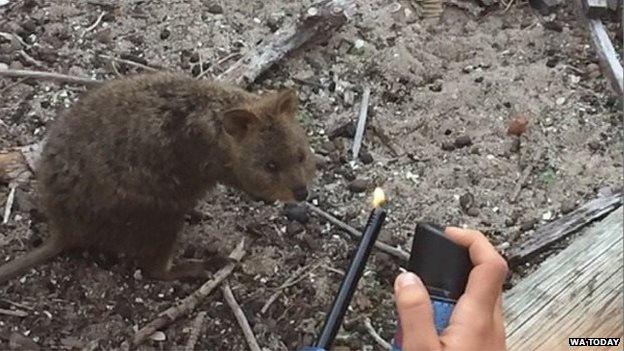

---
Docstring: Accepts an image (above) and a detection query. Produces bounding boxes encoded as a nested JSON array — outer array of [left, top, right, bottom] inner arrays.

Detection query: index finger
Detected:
[[444, 227, 508, 314]]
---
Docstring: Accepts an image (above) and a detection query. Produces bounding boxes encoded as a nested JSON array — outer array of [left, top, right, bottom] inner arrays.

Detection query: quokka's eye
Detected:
[[265, 161, 278, 172]]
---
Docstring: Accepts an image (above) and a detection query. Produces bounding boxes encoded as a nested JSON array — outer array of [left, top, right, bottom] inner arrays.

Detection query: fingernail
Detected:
[[397, 272, 421, 288]]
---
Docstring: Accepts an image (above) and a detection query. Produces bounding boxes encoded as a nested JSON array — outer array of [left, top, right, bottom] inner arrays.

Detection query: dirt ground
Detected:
[[0, 0, 622, 350]]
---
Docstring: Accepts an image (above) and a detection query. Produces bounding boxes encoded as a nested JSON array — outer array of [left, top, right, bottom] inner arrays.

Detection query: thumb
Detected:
[[394, 272, 441, 351]]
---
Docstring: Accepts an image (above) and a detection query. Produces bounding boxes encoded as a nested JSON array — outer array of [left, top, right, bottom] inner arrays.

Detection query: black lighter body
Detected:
[[391, 223, 473, 350]]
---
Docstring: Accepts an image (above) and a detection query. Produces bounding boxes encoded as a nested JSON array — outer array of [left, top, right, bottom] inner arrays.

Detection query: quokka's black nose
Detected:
[[293, 187, 309, 201]]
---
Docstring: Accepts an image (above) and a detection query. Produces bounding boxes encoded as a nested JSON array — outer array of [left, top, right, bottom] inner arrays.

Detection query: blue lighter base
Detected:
[[300, 297, 455, 351], [390, 297, 456, 351]]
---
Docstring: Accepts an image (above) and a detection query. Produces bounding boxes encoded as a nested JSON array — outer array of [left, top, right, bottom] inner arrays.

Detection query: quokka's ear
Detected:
[[223, 108, 260, 140], [274, 89, 299, 117]]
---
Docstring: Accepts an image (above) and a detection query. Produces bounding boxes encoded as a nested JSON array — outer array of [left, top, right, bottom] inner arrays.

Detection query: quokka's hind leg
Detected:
[[137, 232, 234, 281]]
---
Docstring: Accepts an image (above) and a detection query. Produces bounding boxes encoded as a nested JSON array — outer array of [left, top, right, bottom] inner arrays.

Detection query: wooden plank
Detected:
[[504, 207, 623, 351], [585, 17, 624, 95], [507, 193, 622, 264]]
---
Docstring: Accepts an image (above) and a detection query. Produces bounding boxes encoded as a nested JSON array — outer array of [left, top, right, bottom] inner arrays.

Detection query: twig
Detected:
[[0, 32, 29, 49], [1, 299, 34, 311], [196, 52, 242, 80], [133, 239, 246, 346], [0, 69, 101, 87], [18, 50, 45, 69], [305, 203, 410, 261], [97, 54, 159, 72], [218, 0, 356, 86], [260, 261, 322, 314], [0, 77, 28, 94], [322, 265, 345, 276], [510, 149, 544, 203], [352, 87, 371, 160], [0, 307, 28, 318], [221, 283, 262, 351], [2, 183, 16, 224], [504, 0, 516, 12], [82, 11, 107, 36], [364, 317, 391, 350], [184, 311, 206, 351]]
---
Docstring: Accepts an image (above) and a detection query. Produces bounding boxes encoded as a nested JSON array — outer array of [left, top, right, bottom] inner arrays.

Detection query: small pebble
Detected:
[[542, 211, 552, 221], [441, 141, 455, 151], [348, 178, 370, 193], [546, 57, 558, 68], [466, 207, 479, 217], [474, 76, 484, 83], [206, 3, 224, 14], [160, 28, 170, 40], [429, 81, 443, 92], [454, 135, 472, 148], [560, 199, 576, 214], [587, 140, 601, 151], [359, 148, 373, 164], [283, 203, 309, 224], [520, 218, 538, 231], [459, 192, 474, 210], [555, 97, 566, 105]]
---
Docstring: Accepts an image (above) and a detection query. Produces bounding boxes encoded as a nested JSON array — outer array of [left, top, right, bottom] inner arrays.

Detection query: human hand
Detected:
[[394, 227, 508, 351]]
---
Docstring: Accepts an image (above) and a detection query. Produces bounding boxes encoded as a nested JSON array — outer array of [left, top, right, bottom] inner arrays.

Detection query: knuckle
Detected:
[[492, 256, 509, 275]]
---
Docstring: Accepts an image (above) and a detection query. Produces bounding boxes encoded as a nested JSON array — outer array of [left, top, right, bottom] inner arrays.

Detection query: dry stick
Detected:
[[306, 203, 410, 261], [82, 11, 107, 36], [510, 148, 545, 203], [132, 239, 246, 345], [0, 32, 28, 49], [97, 54, 159, 72], [221, 283, 262, 351], [0, 77, 28, 94], [218, 0, 356, 86], [0, 69, 101, 87], [2, 184, 16, 224], [260, 261, 322, 314], [184, 311, 207, 351], [0, 307, 28, 318], [363, 317, 391, 350], [352, 87, 371, 160], [18, 50, 46, 69], [1, 299, 34, 311]]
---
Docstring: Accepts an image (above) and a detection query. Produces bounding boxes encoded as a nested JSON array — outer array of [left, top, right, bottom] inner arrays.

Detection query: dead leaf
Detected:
[[507, 114, 529, 136], [148, 331, 166, 342]]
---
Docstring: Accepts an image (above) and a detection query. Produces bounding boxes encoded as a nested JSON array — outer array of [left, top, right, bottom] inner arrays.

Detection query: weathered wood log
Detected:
[[504, 207, 623, 351], [506, 193, 622, 264], [218, 0, 356, 86]]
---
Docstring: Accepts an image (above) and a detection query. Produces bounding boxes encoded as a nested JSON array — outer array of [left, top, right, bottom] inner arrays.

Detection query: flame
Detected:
[[372, 187, 386, 208]]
